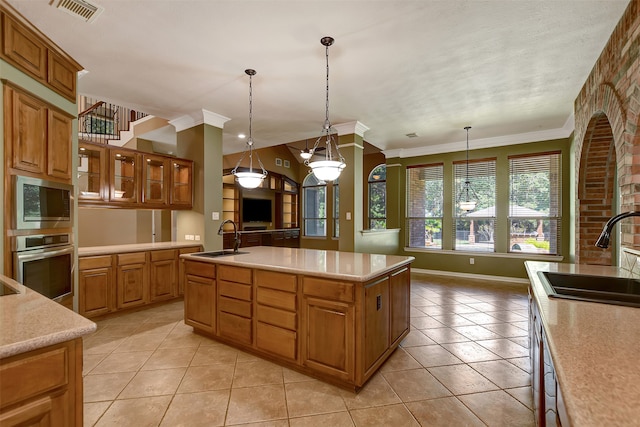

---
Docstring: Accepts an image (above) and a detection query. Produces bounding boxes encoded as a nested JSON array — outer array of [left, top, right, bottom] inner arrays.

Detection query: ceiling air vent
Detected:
[[53, 0, 104, 23]]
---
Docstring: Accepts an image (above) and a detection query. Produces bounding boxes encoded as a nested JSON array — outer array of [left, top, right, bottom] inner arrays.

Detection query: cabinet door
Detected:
[[149, 250, 177, 302], [142, 154, 169, 206], [78, 143, 107, 202], [1, 15, 47, 80], [9, 87, 46, 175], [184, 274, 216, 334], [109, 149, 139, 203], [47, 50, 77, 101], [170, 159, 193, 207], [177, 247, 202, 295], [389, 267, 410, 344], [302, 296, 355, 382], [79, 262, 113, 318], [47, 109, 72, 180], [116, 254, 148, 309], [364, 277, 390, 370]]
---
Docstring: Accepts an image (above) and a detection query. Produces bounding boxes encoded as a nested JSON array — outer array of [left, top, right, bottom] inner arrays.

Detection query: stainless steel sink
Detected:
[[191, 250, 248, 258], [538, 271, 640, 307]]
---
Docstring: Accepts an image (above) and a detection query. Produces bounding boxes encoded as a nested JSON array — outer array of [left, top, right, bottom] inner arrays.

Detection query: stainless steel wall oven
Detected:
[[13, 233, 74, 301]]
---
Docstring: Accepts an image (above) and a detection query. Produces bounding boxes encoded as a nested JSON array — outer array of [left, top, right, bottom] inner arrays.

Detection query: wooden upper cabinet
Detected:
[[109, 148, 140, 203], [1, 13, 47, 81], [47, 109, 72, 180], [142, 154, 170, 206], [0, 6, 83, 101], [9, 86, 47, 175], [170, 159, 193, 207], [78, 142, 108, 201]]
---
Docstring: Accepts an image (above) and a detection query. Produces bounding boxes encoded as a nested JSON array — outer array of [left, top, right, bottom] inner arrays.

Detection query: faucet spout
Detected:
[[595, 211, 640, 248], [218, 219, 241, 252]]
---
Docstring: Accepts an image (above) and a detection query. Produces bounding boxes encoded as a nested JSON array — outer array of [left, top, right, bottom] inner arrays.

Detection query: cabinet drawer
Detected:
[[218, 265, 252, 284], [303, 277, 354, 303], [255, 270, 297, 292], [256, 322, 297, 360], [218, 312, 252, 344], [0, 344, 68, 409], [79, 255, 112, 270], [185, 261, 215, 278], [151, 249, 176, 262], [219, 296, 252, 318], [256, 305, 296, 330], [117, 252, 147, 265], [256, 288, 296, 311], [219, 281, 252, 301]]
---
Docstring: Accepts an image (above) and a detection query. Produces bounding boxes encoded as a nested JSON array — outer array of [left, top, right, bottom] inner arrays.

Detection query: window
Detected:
[[368, 164, 386, 229], [454, 159, 496, 252], [333, 179, 339, 238], [407, 164, 443, 249], [302, 174, 326, 236], [509, 153, 561, 254]]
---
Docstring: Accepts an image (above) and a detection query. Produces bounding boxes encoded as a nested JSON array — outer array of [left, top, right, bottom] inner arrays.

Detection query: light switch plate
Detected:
[[212, 212, 220, 220]]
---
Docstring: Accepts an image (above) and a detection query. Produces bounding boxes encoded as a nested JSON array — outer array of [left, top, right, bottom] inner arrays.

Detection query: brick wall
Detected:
[[574, 0, 640, 264]]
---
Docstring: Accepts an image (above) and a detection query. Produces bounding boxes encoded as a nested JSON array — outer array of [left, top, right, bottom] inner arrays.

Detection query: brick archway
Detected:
[[577, 112, 616, 265]]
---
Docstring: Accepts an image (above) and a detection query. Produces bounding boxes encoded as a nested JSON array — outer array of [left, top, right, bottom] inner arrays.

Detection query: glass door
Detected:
[[78, 143, 106, 201], [109, 149, 138, 203]]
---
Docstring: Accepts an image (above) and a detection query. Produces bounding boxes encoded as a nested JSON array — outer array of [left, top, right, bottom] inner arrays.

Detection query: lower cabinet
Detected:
[[149, 250, 177, 302], [0, 339, 83, 426], [184, 261, 216, 334], [116, 252, 149, 309], [178, 246, 202, 295], [217, 265, 253, 344], [364, 277, 390, 371], [78, 255, 114, 317]]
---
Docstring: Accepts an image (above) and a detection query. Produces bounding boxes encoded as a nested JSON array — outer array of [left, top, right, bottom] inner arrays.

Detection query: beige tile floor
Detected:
[[82, 274, 534, 426]]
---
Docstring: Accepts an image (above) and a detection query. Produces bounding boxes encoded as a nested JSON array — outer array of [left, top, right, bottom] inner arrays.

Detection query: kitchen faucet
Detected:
[[218, 219, 241, 253], [595, 211, 640, 248]]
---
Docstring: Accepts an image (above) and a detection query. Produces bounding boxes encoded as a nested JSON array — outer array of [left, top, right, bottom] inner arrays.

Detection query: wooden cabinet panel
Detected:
[[109, 149, 139, 203], [241, 233, 262, 247], [149, 256, 176, 302], [219, 296, 251, 318], [256, 287, 296, 311], [116, 253, 148, 309], [303, 277, 354, 303], [184, 271, 215, 333], [142, 154, 169, 206], [256, 305, 296, 330], [218, 281, 251, 301], [364, 278, 390, 370], [9, 87, 46, 175], [171, 159, 193, 206], [0, 395, 52, 426], [218, 312, 252, 344], [1, 14, 47, 80], [255, 270, 296, 292], [47, 50, 77, 101], [178, 246, 202, 295], [302, 296, 354, 381], [78, 255, 114, 318], [256, 322, 296, 360], [47, 109, 72, 180], [389, 268, 410, 344], [78, 142, 107, 201], [218, 265, 252, 285]]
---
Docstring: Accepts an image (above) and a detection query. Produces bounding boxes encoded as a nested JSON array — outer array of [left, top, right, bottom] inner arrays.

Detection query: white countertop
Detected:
[[79, 241, 203, 257], [182, 246, 414, 281], [0, 276, 96, 359], [525, 261, 640, 427]]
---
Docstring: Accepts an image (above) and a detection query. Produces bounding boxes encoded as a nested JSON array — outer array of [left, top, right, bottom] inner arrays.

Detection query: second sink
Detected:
[[538, 271, 640, 308]]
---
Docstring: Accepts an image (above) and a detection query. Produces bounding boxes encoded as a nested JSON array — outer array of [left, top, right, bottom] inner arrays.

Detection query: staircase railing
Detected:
[[78, 96, 148, 145]]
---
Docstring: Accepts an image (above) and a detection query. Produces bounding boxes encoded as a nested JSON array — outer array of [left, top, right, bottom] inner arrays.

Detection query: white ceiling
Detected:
[[8, 0, 630, 156]]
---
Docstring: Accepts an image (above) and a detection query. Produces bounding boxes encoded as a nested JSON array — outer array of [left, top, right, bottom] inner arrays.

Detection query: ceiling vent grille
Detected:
[[53, 0, 104, 23]]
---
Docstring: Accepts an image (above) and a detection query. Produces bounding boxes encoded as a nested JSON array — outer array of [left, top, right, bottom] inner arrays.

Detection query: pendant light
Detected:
[[305, 36, 346, 182], [458, 126, 478, 211], [299, 139, 313, 160], [232, 69, 267, 189]]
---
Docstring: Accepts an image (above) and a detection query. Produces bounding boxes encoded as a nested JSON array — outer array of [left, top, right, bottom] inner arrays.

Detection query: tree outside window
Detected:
[[368, 164, 386, 229], [407, 164, 443, 249]]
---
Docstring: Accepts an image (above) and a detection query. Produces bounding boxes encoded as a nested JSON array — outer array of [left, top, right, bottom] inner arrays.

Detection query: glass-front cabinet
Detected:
[[142, 154, 169, 205], [78, 142, 107, 201], [171, 159, 193, 206], [109, 148, 139, 203], [282, 178, 298, 229]]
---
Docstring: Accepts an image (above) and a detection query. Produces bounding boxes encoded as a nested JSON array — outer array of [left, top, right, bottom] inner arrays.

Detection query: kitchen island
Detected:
[[526, 261, 640, 426], [0, 275, 96, 426], [181, 246, 414, 391]]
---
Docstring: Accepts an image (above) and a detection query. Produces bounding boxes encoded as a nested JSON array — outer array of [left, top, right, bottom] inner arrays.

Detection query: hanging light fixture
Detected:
[[232, 69, 267, 189], [299, 139, 313, 160], [458, 126, 478, 211], [305, 36, 346, 182]]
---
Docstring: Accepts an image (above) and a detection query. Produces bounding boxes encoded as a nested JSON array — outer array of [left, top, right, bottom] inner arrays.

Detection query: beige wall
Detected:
[[77, 208, 171, 247]]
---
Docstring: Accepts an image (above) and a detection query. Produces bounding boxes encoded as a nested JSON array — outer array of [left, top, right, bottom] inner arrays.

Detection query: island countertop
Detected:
[[0, 275, 96, 359], [525, 261, 640, 427], [181, 246, 415, 282], [79, 241, 202, 257]]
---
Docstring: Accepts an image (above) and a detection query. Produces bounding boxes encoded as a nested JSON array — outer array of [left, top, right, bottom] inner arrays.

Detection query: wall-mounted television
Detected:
[[242, 198, 272, 222]]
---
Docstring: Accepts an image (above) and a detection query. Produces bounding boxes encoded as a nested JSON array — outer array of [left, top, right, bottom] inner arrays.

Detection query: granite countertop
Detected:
[[220, 228, 300, 235], [182, 246, 414, 282], [79, 241, 203, 257], [525, 261, 640, 427], [0, 275, 96, 359]]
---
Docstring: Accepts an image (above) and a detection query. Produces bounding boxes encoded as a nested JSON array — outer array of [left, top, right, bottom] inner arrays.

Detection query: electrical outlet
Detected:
[[195, 235, 201, 241], [185, 234, 194, 241], [469, 257, 475, 265]]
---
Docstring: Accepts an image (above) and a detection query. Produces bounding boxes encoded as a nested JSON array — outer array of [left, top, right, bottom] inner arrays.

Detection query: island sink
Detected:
[[538, 271, 640, 307]]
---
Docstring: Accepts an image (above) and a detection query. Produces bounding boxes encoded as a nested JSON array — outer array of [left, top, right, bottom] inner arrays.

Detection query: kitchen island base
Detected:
[[182, 247, 413, 391]]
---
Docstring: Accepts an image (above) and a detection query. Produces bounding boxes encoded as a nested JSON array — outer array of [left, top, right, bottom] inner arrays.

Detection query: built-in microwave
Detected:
[[14, 175, 73, 229]]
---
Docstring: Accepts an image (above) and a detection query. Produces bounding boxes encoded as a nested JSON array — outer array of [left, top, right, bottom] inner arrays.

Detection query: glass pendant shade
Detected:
[[300, 149, 313, 160], [232, 69, 267, 189], [308, 159, 345, 182]]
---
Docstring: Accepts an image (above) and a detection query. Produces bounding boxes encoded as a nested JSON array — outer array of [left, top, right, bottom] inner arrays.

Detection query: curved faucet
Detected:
[[595, 211, 640, 248], [218, 219, 241, 252]]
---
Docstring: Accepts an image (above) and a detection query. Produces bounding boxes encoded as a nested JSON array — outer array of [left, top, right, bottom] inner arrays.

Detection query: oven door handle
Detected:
[[15, 245, 75, 262]]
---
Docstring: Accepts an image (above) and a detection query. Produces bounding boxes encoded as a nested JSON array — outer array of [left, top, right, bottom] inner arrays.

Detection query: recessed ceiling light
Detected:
[[406, 133, 418, 138], [238, 133, 246, 139]]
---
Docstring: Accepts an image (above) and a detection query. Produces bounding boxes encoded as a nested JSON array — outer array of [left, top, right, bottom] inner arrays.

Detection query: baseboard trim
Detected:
[[411, 268, 529, 286]]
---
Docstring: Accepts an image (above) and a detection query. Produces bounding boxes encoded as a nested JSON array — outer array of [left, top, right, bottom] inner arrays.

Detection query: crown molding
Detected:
[[333, 121, 370, 137], [170, 109, 231, 132]]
